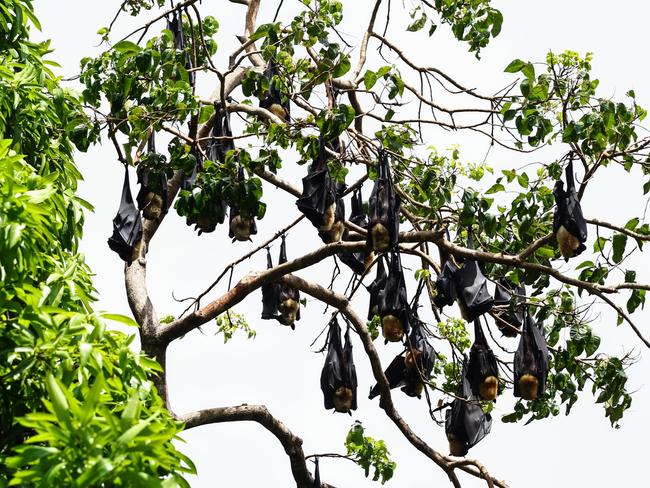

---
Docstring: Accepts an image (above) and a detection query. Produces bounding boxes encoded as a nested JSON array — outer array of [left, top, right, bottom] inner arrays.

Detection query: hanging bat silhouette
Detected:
[[260, 59, 290, 122], [207, 107, 234, 164], [296, 142, 337, 232], [136, 134, 169, 221], [318, 182, 346, 244], [320, 318, 358, 414], [367, 150, 400, 252], [514, 312, 549, 401], [493, 279, 526, 337], [553, 158, 587, 260], [377, 252, 410, 343], [261, 247, 281, 320], [339, 187, 375, 275], [445, 361, 493, 457], [180, 144, 202, 192], [229, 167, 258, 242], [167, 10, 195, 87], [276, 235, 300, 328], [108, 166, 143, 263], [467, 319, 499, 401], [454, 235, 493, 321], [433, 245, 458, 310], [368, 313, 435, 399], [367, 256, 387, 320]]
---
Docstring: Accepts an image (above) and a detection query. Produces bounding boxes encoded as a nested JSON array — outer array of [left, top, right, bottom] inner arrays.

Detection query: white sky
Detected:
[[34, 1, 650, 487]]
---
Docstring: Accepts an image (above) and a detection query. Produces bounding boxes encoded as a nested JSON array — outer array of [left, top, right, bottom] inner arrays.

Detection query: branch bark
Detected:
[[180, 404, 333, 488]]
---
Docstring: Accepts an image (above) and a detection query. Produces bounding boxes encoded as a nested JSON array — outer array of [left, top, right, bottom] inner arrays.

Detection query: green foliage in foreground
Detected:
[[0, 1, 193, 485]]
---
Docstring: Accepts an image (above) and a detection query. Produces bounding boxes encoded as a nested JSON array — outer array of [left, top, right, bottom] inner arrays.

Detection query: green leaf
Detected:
[[363, 70, 378, 90], [45, 374, 70, 424], [504, 59, 526, 73], [112, 40, 141, 55]]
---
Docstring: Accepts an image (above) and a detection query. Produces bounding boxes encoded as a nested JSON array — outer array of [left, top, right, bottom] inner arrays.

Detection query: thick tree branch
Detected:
[[180, 404, 334, 488]]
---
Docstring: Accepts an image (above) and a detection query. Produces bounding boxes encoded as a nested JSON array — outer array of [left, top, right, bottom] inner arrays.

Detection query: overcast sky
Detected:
[[34, 1, 650, 487]]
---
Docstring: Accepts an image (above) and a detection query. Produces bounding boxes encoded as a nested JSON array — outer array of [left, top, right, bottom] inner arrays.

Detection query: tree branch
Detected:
[[180, 404, 334, 488]]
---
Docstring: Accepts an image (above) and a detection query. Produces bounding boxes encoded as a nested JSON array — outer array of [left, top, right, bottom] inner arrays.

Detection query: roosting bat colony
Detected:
[[106, 11, 589, 458]]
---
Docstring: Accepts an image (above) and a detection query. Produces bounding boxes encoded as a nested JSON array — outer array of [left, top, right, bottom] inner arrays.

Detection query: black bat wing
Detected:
[[468, 320, 499, 395], [207, 110, 234, 164], [434, 260, 458, 309], [260, 59, 290, 119], [445, 367, 492, 455], [455, 260, 494, 321], [296, 146, 336, 229], [368, 354, 407, 399], [320, 319, 344, 409], [367, 257, 387, 320], [410, 320, 436, 377], [377, 253, 410, 334], [529, 314, 549, 392], [343, 327, 358, 410], [513, 313, 549, 395], [261, 248, 280, 319], [366, 150, 400, 248], [339, 189, 368, 274], [108, 167, 143, 263], [553, 160, 587, 255]]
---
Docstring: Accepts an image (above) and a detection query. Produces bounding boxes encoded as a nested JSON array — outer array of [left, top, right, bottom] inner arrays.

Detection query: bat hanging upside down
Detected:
[[381, 314, 404, 343], [517, 373, 539, 401], [333, 386, 354, 413], [278, 296, 300, 326], [141, 192, 163, 221], [371, 222, 390, 252], [556, 224, 581, 260], [230, 215, 254, 241], [319, 202, 337, 231]]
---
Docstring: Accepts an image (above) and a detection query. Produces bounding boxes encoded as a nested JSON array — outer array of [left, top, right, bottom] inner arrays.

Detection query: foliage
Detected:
[[60, 0, 650, 484], [0, 1, 193, 485], [215, 311, 257, 343], [345, 422, 396, 484]]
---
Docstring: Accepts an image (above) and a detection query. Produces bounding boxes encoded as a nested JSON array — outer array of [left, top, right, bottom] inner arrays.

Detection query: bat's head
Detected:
[[517, 373, 539, 401], [381, 314, 404, 343], [333, 386, 354, 413], [478, 375, 498, 401]]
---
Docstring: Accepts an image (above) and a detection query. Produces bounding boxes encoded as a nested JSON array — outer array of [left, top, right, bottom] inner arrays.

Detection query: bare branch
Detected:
[[180, 404, 334, 488]]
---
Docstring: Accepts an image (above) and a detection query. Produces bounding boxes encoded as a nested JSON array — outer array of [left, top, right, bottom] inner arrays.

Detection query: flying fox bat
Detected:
[[553, 158, 587, 260], [377, 252, 409, 343], [445, 362, 493, 457], [367, 150, 400, 252], [368, 314, 435, 399], [136, 133, 169, 222], [228, 167, 257, 242], [296, 142, 337, 232], [260, 58, 290, 122], [108, 166, 143, 263], [320, 318, 358, 414], [339, 187, 375, 275], [276, 235, 300, 328], [367, 256, 387, 320], [454, 235, 493, 321], [467, 319, 499, 401], [514, 312, 549, 401], [261, 247, 281, 320], [434, 246, 458, 310], [318, 183, 346, 244]]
